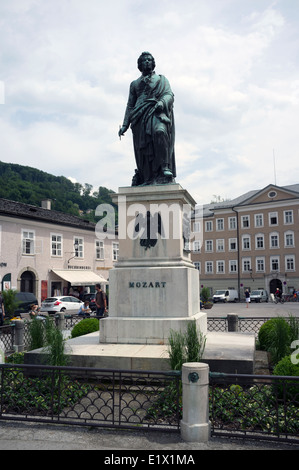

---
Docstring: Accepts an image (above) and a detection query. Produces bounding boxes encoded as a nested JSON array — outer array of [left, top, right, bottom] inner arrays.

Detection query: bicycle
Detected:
[[274, 295, 285, 304]]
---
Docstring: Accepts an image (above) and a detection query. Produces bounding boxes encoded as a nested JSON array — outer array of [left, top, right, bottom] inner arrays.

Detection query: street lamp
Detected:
[[68, 240, 79, 264]]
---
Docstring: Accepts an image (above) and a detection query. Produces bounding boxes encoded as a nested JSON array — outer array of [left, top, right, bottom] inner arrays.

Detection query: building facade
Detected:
[[0, 198, 118, 303], [192, 184, 299, 299]]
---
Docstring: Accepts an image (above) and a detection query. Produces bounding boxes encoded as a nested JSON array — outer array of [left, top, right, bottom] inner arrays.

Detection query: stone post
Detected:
[[55, 312, 65, 331], [14, 320, 25, 352], [180, 362, 211, 442], [227, 314, 239, 332]]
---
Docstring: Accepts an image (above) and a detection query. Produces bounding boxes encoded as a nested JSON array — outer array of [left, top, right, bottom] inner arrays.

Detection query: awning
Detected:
[[51, 269, 108, 286]]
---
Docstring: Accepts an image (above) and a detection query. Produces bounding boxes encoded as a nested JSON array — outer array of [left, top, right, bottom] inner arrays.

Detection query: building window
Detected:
[[229, 238, 237, 251], [194, 261, 201, 272], [205, 221, 213, 232], [74, 237, 84, 258], [193, 240, 201, 252], [113, 242, 119, 261], [254, 214, 264, 228], [205, 261, 213, 274], [216, 218, 224, 231], [96, 240, 104, 259], [269, 212, 278, 226], [205, 240, 213, 252], [229, 260, 238, 273], [193, 221, 201, 232], [51, 234, 62, 257], [284, 210, 293, 225], [217, 260, 225, 274], [242, 235, 251, 250], [255, 234, 264, 249], [270, 256, 280, 272], [241, 215, 250, 228], [22, 230, 35, 255], [228, 217, 237, 230], [285, 231, 294, 247], [256, 257, 265, 272], [242, 258, 251, 272], [216, 239, 224, 252], [285, 255, 295, 271], [270, 233, 279, 248]]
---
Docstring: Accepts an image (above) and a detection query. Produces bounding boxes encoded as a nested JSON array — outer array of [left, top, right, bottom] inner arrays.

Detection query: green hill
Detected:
[[0, 161, 116, 223]]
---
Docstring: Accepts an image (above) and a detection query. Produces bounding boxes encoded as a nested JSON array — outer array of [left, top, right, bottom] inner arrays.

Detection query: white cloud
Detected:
[[0, 0, 298, 204]]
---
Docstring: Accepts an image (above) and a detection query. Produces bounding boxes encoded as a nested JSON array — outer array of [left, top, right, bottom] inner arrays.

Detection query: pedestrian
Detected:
[[77, 300, 91, 318], [245, 289, 250, 308], [95, 284, 107, 318], [0, 292, 5, 326]]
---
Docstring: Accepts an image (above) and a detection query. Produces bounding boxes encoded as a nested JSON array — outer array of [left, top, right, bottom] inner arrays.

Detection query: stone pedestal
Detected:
[[100, 184, 206, 345]]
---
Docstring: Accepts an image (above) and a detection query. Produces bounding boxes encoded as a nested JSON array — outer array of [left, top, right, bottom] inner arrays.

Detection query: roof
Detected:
[[0, 198, 95, 231], [197, 183, 299, 218]]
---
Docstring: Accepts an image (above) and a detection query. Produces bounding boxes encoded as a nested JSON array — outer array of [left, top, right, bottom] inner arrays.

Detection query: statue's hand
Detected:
[[118, 125, 128, 137], [154, 101, 164, 112]]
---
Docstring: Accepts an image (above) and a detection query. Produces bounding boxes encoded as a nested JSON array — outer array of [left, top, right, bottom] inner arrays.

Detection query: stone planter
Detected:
[[203, 303, 213, 309]]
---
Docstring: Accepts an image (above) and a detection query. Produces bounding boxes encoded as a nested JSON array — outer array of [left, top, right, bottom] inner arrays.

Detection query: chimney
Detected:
[[41, 199, 52, 210]]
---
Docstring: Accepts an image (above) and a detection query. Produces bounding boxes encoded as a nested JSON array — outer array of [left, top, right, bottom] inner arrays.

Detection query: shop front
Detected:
[[50, 269, 108, 298]]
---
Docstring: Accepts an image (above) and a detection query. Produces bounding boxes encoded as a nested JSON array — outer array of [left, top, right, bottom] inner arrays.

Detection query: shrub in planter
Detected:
[[273, 354, 299, 377], [273, 355, 299, 400], [71, 318, 99, 338], [258, 317, 291, 364]]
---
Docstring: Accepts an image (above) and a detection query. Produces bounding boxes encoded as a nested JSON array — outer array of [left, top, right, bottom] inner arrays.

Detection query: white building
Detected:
[[0, 198, 118, 303]]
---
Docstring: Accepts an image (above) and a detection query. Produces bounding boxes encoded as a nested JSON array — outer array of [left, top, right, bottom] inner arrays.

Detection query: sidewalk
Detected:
[[0, 421, 297, 451]]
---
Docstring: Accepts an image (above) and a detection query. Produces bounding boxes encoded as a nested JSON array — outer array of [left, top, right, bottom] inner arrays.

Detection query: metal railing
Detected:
[[208, 316, 299, 338], [0, 325, 14, 354], [0, 363, 181, 432], [209, 372, 299, 443]]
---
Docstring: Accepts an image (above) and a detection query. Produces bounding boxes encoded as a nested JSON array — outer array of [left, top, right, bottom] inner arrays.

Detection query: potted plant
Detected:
[[2, 289, 20, 321], [200, 287, 213, 309]]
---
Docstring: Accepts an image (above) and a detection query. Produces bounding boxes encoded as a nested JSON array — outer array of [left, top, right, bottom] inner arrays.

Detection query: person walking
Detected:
[[95, 284, 107, 318], [245, 289, 250, 308]]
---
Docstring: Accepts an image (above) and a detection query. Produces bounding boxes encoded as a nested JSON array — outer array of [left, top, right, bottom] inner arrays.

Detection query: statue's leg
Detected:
[[153, 122, 173, 177]]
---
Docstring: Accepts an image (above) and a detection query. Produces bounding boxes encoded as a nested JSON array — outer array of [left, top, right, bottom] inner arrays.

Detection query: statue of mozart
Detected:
[[118, 52, 176, 186]]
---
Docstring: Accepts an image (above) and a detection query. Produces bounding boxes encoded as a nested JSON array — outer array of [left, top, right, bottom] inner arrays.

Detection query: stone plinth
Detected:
[[99, 184, 206, 345]]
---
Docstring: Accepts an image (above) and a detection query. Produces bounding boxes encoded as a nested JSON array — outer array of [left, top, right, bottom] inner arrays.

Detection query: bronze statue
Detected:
[[118, 52, 176, 186]]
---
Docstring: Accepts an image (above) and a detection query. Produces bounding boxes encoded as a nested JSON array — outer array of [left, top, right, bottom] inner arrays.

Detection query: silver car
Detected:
[[250, 290, 269, 303], [40, 296, 84, 313]]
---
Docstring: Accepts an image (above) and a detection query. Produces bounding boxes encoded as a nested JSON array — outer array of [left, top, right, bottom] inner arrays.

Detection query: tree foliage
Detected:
[[0, 161, 116, 222]]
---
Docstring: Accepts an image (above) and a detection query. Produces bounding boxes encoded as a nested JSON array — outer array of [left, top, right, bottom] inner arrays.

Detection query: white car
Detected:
[[40, 296, 84, 314]]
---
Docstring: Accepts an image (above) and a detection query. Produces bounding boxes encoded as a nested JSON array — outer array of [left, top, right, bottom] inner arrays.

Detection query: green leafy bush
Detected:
[[273, 355, 299, 377], [273, 355, 299, 400], [71, 318, 99, 338], [200, 287, 210, 303], [258, 317, 291, 364]]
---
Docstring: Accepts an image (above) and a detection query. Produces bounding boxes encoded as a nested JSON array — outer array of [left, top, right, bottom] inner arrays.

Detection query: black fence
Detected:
[[207, 316, 298, 337], [0, 325, 14, 354], [210, 372, 299, 444], [0, 363, 298, 443], [0, 363, 181, 432]]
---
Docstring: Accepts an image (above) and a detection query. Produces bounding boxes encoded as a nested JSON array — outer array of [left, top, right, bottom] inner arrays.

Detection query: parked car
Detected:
[[40, 296, 84, 314], [250, 290, 269, 303], [14, 292, 38, 314], [213, 289, 238, 303], [83, 293, 97, 311]]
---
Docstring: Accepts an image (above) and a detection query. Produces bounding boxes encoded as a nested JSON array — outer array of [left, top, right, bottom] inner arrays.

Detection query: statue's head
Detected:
[[137, 52, 156, 72]]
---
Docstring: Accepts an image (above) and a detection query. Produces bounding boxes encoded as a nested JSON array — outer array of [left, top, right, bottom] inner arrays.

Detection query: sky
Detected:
[[0, 0, 299, 206]]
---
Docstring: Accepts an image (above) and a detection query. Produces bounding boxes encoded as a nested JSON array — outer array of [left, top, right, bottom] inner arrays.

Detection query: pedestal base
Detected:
[[99, 311, 207, 345]]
